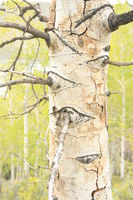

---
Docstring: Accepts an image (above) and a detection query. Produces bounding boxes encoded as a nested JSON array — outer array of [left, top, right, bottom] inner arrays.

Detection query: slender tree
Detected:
[[0, 0, 133, 199]]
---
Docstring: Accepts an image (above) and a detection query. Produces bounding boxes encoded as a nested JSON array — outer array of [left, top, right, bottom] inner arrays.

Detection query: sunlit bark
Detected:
[[48, 0, 113, 199]]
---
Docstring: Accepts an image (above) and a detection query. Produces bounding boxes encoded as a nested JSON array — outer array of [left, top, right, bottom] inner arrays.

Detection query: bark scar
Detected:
[[75, 153, 100, 164]]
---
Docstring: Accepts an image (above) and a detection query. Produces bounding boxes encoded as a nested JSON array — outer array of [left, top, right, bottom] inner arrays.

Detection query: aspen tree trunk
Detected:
[[110, 139, 116, 177], [48, 0, 113, 199], [23, 85, 29, 178], [120, 69, 125, 179], [9, 94, 15, 181]]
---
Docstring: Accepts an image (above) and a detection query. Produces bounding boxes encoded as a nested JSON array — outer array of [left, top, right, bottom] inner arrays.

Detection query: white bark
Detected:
[[34, 140, 39, 177], [9, 93, 15, 181], [47, 0, 113, 199], [120, 69, 125, 179], [24, 85, 29, 178], [111, 140, 116, 176], [34, 110, 39, 177]]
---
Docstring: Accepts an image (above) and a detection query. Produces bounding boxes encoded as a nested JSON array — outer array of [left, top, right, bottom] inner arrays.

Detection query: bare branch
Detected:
[[104, 59, 133, 66], [48, 113, 70, 200], [108, 10, 133, 31], [22, 0, 49, 22], [0, 77, 53, 88], [9, 39, 24, 84], [30, 39, 40, 73], [0, 69, 36, 79], [0, 96, 48, 119], [0, 7, 18, 14], [10, 152, 49, 170], [20, 96, 48, 116], [0, 35, 34, 48], [0, 21, 50, 43]]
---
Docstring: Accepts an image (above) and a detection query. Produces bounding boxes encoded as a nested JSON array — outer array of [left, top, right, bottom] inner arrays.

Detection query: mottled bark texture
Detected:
[[48, 0, 113, 199]]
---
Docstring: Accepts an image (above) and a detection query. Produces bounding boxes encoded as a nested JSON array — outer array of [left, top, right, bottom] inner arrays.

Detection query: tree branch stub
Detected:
[[108, 10, 133, 31]]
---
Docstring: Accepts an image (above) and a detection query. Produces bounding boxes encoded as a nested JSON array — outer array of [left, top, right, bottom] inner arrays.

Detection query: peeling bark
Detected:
[[47, 0, 113, 199]]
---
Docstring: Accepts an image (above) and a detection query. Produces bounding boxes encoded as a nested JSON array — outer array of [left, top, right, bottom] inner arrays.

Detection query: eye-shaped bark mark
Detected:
[[51, 106, 95, 126], [75, 153, 100, 164]]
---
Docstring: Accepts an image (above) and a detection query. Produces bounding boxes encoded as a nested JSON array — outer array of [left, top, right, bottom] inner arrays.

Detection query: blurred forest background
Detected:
[[0, 1, 133, 200]]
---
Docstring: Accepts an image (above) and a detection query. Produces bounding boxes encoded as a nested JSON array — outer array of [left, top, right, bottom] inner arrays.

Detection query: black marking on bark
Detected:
[[51, 106, 95, 126], [46, 76, 61, 90], [53, 31, 82, 55], [104, 91, 121, 97], [47, 71, 77, 84], [91, 186, 106, 200], [101, 105, 104, 112], [86, 55, 109, 64], [53, 197, 58, 200], [75, 154, 100, 164], [75, 4, 113, 28], [104, 46, 110, 52], [104, 91, 111, 97]]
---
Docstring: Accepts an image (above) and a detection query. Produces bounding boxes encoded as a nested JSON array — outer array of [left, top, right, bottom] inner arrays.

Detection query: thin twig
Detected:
[[22, 0, 48, 22], [48, 114, 70, 200], [30, 39, 40, 73], [9, 39, 24, 83], [0, 96, 48, 119], [0, 69, 36, 79], [10, 152, 49, 170], [0, 35, 34, 48]]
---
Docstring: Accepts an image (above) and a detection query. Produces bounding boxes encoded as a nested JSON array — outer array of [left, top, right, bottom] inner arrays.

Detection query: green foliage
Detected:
[[108, 2, 133, 200], [0, 177, 48, 200], [112, 176, 133, 200], [0, 1, 49, 199]]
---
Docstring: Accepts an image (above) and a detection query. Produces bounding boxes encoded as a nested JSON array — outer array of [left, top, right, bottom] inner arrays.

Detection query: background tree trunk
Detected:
[[121, 69, 125, 179], [48, 0, 113, 199], [23, 85, 29, 178]]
